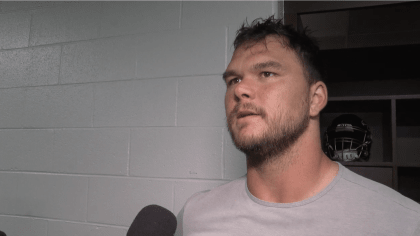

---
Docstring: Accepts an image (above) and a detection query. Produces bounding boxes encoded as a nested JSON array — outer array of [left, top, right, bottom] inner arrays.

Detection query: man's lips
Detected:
[[237, 111, 259, 119], [228, 103, 266, 124]]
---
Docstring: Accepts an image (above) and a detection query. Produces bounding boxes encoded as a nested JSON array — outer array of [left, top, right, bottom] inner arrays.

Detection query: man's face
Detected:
[[223, 36, 311, 168]]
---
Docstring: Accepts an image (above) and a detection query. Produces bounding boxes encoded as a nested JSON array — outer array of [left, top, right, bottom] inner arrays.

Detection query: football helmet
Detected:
[[324, 114, 372, 162]]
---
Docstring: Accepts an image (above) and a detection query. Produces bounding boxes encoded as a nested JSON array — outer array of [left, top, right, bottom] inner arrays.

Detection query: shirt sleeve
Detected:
[[174, 190, 211, 236], [174, 206, 185, 236], [412, 219, 420, 236]]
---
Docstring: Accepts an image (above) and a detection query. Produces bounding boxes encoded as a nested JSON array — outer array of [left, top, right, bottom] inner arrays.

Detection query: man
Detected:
[[175, 16, 420, 235]]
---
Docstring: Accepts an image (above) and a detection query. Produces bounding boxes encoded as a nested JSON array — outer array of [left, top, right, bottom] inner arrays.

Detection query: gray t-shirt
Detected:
[[175, 162, 420, 236]]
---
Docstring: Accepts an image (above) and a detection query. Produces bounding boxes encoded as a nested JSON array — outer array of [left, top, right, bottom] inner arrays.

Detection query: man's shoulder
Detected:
[[188, 176, 246, 202], [339, 165, 420, 214], [184, 176, 247, 210]]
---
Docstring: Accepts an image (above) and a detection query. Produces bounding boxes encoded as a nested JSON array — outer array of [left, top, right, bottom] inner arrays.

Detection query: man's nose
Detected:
[[234, 77, 256, 101]]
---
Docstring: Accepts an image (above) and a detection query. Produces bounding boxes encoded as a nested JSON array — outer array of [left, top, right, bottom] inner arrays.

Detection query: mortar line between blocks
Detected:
[[28, 10, 34, 47], [92, 84, 96, 128], [98, 2, 104, 39], [225, 26, 228, 69], [134, 35, 138, 78], [46, 219, 49, 236], [179, 1, 183, 29], [0, 213, 128, 229], [0, 170, 229, 182], [172, 184, 175, 213], [221, 127, 225, 179], [127, 129, 131, 176], [0, 73, 222, 90], [175, 78, 179, 126], [58, 44, 63, 85], [85, 178, 89, 223]]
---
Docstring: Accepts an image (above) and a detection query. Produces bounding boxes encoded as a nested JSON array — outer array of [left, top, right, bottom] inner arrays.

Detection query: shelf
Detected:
[[396, 99, 420, 165], [319, 44, 420, 97], [396, 164, 420, 168], [396, 99, 420, 126], [293, 1, 420, 50], [329, 94, 420, 101], [320, 44, 420, 82], [290, 0, 420, 199], [323, 100, 391, 113], [398, 167, 420, 203], [341, 162, 420, 168], [340, 162, 393, 167], [320, 100, 392, 162], [326, 79, 420, 97]]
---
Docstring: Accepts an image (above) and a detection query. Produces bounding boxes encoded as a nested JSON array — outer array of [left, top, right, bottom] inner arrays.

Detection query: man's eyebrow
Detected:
[[222, 61, 281, 81], [252, 61, 282, 71], [222, 71, 238, 82]]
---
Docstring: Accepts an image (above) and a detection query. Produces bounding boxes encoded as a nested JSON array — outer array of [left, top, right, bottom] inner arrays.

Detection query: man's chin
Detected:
[[234, 123, 266, 138], [232, 136, 267, 152]]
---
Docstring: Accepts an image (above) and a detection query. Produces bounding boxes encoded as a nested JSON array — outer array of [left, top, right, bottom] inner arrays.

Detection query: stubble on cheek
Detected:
[[227, 103, 268, 142], [228, 115, 270, 151]]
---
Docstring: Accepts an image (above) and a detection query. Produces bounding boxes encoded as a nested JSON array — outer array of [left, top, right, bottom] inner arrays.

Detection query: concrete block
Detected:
[[93, 79, 176, 127], [223, 128, 247, 180], [87, 177, 173, 226], [0, 129, 54, 172], [0, 216, 47, 236], [100, 2, 180, 38], [227, 24, 238, 67], [48, 221, 127, 236], [0, 2, 42, 12], [136, 27, 225, 78], [0, 45, 60, 88], [0, 11, 30, 49], [0, 173, 18, 215], [174, 180, 229, 216], [52, 128, 129, 175], [61, 36, 137, 84], [0, 173, 88, 221], [0, 2, 61, 12], [0, 88, 25, 128], [181, 1, 273, 29], [177, 75, 226, 127], [29, 2, 101, 46], [22, 84, 94, 128], [130, 127, 223, 179]]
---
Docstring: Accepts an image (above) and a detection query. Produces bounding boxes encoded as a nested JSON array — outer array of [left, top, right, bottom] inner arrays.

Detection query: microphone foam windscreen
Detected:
[[127, 204, 177, 236]]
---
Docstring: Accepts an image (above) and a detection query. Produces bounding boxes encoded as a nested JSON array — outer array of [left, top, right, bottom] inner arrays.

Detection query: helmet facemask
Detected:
[[324, 115, 372, 162]]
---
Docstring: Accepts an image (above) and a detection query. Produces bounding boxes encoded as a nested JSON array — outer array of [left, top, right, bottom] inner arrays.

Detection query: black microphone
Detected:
[[127, 204, 177, 236], [0, 230, 6, 236]]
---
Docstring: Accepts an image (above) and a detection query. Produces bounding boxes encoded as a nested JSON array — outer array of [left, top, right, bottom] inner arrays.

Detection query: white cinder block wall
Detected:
[[0, 2, 281, 235]]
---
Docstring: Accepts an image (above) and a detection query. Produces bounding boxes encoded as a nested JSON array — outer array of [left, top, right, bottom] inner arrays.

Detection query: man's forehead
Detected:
[[225, 35, 304, 79], [229, 37, 287, 66], [236, 35, 288, 52], [231, 36, 289, 60]]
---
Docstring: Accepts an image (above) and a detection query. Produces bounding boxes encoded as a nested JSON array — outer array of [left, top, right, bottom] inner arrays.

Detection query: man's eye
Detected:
[[262, 72, 275, 77], [228, 78, 241, 86]]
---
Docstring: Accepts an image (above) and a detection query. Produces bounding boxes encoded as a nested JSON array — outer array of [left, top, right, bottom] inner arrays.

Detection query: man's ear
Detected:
[[309, 81, 328, 117]]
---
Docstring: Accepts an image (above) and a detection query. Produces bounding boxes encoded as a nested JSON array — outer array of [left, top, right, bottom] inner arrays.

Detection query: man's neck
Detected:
[[246, 133, 338, 204]]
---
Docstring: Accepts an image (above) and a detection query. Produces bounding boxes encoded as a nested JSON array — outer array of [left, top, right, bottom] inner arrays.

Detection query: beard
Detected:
[[227, 99, 310, 169]]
